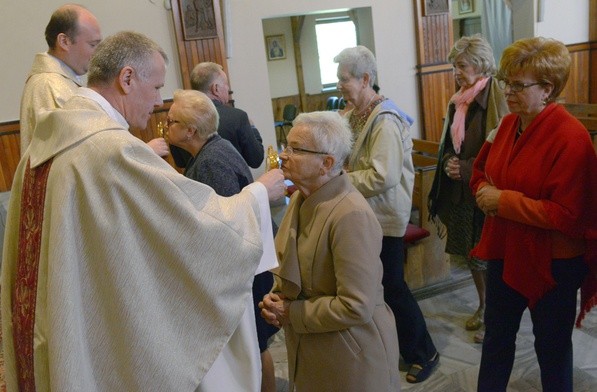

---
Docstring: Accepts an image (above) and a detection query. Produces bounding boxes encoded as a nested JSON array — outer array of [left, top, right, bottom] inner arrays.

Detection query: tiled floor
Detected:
[[268, 267, 597, 392]]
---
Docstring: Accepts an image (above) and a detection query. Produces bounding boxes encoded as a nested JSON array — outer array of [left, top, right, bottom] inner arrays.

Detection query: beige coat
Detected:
[[346, 99, 415, 237], [273, 174, 400, 392]]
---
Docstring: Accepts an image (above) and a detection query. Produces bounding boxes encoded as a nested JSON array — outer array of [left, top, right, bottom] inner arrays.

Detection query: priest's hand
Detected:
[[146, 137, 170, 157], [256, 169, 286, 201], [476, 184, 501, 216], [259, 292, 290, 328]]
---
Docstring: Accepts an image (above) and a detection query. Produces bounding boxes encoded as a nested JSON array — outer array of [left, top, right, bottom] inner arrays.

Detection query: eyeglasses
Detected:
[[498, 80, 544, 93], [165, 118, 181, 128], [282, 145, 329, 156]]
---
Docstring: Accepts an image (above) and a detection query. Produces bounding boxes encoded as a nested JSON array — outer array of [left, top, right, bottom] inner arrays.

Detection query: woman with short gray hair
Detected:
[[291, 111, 353, 173], [260, 111, 400, 391]]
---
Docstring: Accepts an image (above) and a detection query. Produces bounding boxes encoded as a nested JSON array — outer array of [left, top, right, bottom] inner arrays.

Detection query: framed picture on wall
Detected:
[[423, 0, 450, 16], [180, 0, 218, 40], [458, 0, 474, 15], [266, 35, 286, 61]]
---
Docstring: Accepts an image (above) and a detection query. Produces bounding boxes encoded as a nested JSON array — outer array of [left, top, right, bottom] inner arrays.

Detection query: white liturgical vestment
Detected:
[[19, 52, 82, 155], [1, 88, 276, 391]]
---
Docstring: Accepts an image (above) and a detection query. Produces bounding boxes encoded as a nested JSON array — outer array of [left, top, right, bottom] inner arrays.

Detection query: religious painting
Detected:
[[266, 35, 286, 61], [423, 0, 450, 16], [458, 0, 474, 15], [181, 0, 217, 40]]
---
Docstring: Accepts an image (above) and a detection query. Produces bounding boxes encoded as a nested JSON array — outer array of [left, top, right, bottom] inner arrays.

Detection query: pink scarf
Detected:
[[450, 77, 489, 153]]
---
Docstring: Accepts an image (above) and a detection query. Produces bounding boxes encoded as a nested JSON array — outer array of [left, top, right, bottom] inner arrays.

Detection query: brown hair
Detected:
[[498, 37, 571, 102]]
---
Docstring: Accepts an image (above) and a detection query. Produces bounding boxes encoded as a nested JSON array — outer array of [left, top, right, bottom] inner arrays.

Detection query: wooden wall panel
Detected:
[[413, 0, 454, 140], [305, 91, 342, 113], [171, 0, 228, 89], [0, 122, 20, 192], [588, 41, 597, 103], [559, 44, 590, 104], [271, 96, 301, 123], [419, 68, 455, 142], [271, 91, 339, 122], [421, 14, 452, 65]]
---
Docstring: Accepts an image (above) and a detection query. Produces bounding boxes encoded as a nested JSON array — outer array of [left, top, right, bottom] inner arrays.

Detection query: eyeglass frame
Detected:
[[165, 118, 182, 128], [282, 145, 329, 156], [497, 79, 546, 93]]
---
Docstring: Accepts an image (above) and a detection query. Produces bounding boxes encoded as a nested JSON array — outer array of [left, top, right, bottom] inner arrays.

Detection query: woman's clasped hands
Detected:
[[475, 183, 501, 217], [259, 292, 291, 328]]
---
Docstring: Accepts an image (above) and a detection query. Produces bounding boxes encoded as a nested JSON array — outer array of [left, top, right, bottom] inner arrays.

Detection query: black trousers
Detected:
[[478, 257, 588, 392], [380, 236, 437, 364]]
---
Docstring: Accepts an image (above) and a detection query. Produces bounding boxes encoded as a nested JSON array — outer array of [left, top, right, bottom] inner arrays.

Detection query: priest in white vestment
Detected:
[[20, 5, 169, 158], [1, 31, 285, 392]]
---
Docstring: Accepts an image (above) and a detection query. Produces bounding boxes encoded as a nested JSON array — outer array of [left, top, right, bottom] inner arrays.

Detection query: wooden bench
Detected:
[[563, 103, 597, 153], [411, 138, 440, 227], [405, 139, 450, 290]]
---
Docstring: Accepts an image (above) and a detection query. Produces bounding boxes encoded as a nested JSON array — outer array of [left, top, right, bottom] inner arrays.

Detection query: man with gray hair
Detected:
[[19, 4, 169, 157], [170, 61, 264, 169], [2, 31, 285, 391]]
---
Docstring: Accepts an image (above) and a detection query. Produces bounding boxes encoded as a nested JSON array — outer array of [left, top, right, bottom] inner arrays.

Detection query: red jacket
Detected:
[[470, 103, 596, 323]]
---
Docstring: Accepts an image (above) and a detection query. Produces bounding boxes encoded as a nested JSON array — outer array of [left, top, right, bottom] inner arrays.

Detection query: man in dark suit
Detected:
[[170, 62, 264, 169]]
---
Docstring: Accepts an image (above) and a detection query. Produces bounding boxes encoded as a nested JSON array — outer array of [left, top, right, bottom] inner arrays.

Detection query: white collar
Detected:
[[76, 87, 129, 129]]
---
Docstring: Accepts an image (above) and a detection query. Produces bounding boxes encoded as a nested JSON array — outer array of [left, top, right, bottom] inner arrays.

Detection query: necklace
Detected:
[[349, 95, 384, 134], [354, 93, 377, 115]]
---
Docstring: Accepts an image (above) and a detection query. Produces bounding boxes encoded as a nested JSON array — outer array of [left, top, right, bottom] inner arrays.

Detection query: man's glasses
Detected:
[[497, 80, 544, 93], [282, 145, 329, 156]]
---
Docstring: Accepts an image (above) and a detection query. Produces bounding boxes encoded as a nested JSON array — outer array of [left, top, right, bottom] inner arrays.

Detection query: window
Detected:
[[315, 16, 357, 90]]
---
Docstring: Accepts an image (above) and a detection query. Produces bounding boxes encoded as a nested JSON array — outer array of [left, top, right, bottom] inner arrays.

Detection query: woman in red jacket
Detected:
[[471, 37, 596, 392]]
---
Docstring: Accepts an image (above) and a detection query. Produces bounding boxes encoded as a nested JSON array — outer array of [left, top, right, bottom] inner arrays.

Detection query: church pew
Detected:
[[406, 139, 450, 290]]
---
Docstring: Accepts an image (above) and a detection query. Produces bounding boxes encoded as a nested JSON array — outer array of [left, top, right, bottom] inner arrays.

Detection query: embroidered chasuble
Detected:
[[1, 91, 276, 391]]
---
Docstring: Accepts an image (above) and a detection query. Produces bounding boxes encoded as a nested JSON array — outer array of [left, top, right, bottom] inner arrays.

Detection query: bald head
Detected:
[[45, 4, 102, 75]]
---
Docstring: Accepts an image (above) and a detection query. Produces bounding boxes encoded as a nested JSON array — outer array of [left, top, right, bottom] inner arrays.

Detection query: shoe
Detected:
[[406, 352, 439, 383], [465, 307, 484, 331]]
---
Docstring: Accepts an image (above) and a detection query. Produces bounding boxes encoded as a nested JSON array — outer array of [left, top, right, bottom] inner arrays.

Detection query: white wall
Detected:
[[0, 0, 181, 122], [262, 18, 298, 98], [226, 0, 420, 151], [535, 0, 589, 44]]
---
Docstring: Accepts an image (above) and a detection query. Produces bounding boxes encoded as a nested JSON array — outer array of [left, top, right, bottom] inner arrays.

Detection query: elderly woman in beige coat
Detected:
[[259, 111, 400, 392]]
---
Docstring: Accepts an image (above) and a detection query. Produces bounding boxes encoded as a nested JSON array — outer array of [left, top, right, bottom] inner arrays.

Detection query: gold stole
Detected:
[[13, 159, 53, 391]]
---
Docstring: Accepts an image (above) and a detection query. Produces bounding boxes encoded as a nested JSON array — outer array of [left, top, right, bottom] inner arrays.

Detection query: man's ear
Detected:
[[56, 33, 70, 51], [210, 82, 219, 96], [119, 66, 135, 94]]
